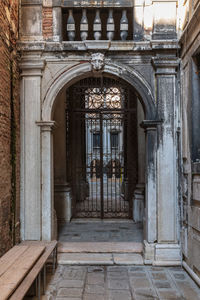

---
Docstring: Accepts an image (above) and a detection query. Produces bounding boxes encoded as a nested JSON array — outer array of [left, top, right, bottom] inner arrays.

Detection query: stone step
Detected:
[[58, 253, 144, 265], [58, 242, 143, 253]]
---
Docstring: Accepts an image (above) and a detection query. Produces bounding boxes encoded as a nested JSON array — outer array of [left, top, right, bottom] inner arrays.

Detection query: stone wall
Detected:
[[0, 0, 20, 256], [180, 0, 200, 282]]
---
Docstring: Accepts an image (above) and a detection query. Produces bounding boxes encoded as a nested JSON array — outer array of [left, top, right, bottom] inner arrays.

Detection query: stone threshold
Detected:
[[58, 242, 143, 254], [58, 253, 144, 265]]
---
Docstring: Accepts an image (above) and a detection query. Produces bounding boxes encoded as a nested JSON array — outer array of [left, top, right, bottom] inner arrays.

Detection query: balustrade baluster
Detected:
[[67, 9, 75, 41], [120, 10, 128, 41], [107, 9, 115, 41], [94, 9, 102, 40], [80, 9, 88, 41]]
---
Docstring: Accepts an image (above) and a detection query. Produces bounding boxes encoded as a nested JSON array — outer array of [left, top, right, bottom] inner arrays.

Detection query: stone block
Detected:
[[83, 295, 105, 300], [108, 279, 129, 290], [108, 290, 132, 300], [57, 288, 83, 297], [130, 277, 151, 289], [157, 290, 182, 299], [86, 273, 104, 285], [143, 240, 155, 264], [154, 244, 181, 265], [113, 253, 143, 265], [154, 281, 171, 289], [107, 271, 128, 278], [63, 268, 86, 280], [58, 253, 113, 265], [58, 279, 84, 288], [84, 284, 105, 294], [21, 6, 42, 39]]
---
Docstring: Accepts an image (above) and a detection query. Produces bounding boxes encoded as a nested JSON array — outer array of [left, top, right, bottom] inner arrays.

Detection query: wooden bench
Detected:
[[0, 241, 57, 300]]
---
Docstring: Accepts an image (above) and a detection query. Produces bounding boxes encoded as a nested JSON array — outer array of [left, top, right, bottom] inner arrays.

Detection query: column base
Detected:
[[54, 183, 72, 223], [133, 185, 145, 222], [144, 241, 182, 266]]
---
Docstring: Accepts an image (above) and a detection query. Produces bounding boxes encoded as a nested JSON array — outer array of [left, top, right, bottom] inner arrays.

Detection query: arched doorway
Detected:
[[49, 63, 154, 241], [64, 76, 138, 219], [20, 57, 181, 265]]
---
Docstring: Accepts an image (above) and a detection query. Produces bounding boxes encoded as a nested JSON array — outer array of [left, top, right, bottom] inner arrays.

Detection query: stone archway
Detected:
[[20, 56, 181, 265], [39, 61, 158, 241]]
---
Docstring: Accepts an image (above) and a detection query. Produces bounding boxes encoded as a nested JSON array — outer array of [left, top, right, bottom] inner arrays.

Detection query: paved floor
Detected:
[[58, 220, 143, 243], [44, 265, 200, 300]]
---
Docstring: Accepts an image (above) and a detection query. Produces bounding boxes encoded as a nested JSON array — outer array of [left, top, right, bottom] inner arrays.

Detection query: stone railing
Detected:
[[63, 8, 133, 41]]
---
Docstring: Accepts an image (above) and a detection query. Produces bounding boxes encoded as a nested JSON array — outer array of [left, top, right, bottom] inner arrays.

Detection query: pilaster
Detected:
[[20, 57, 45, 240], [36, 121, 56, 240], [141, 120, 161, 244], [152, 56, 181, 265]]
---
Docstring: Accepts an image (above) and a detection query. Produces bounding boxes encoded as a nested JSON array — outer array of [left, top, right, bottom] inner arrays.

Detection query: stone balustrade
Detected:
[[63, 8, 132, 41]]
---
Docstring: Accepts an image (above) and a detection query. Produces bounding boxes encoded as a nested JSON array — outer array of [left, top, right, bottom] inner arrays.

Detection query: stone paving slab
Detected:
[[41, 265, 200, 300]]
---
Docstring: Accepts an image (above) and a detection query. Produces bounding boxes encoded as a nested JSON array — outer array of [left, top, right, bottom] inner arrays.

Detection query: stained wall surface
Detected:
[[0, 0, 20, 256], [180, 0, 200, 282]]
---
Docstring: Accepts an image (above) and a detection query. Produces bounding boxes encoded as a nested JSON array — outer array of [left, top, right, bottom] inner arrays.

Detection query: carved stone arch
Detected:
[[42, 61, 156, 121]]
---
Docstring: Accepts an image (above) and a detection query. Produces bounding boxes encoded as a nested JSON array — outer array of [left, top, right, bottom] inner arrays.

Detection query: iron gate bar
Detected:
[[66, 76, 138, 219], [100, 113, 104, 219]]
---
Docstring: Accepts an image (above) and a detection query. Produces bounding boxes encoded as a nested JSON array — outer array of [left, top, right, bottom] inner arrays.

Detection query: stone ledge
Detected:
[[17, 40, 179, 53], [58, 242, 143, 253], [57, 253, 144, 265]]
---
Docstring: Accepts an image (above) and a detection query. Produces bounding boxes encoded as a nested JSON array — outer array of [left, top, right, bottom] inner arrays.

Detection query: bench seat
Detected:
[[0, 241, 57, 300]]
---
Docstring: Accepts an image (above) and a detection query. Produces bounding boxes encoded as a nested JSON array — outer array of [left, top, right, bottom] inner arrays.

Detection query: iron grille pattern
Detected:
[[66, 77, 138, 218]]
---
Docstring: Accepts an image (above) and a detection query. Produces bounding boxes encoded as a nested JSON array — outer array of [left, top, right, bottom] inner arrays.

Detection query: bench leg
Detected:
[[37, 272, 41, 300], [52, 246, 57, 274], [43, 264, 46, 295]]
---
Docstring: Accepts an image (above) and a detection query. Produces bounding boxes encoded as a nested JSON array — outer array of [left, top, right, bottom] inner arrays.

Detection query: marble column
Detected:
[[20, 57, 44, 240], [37, 121, 55, 241], [152, 57, 181, 265]]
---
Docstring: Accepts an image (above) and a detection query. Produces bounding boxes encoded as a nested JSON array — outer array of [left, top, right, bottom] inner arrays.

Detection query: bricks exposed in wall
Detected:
[[0, 0, 20, 256], [43, 7, 53, 40]]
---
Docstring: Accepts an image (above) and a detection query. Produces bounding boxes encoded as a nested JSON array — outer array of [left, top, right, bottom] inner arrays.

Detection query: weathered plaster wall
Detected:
[[180, 0, 200, 282], [0, 0, 20, 256]]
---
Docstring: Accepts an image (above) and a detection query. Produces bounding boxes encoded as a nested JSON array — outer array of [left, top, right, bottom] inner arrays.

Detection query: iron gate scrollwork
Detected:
[[66, 77, 138, 218]]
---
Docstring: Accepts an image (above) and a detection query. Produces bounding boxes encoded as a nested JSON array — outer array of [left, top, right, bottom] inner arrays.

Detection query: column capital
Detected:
[[19, 56, 45, 77], [152, 57, 180, 75], [36, 121, 57, 131], [140, 119, 162, 131]]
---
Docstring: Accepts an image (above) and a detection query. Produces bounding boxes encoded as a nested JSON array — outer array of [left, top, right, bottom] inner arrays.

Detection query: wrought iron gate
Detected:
[[66, 77, 138, 218]]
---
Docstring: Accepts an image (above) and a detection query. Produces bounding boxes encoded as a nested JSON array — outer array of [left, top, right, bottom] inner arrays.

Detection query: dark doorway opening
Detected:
[[66, 77, 138, 219]]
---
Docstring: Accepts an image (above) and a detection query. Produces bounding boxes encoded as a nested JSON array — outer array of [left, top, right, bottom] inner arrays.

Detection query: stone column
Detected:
[[133, 100, 145, 222], [52, 5, 62, 42], [141, 121, 159, 240], [37, 121, 55, 241], [152, 57, 181, 265], [20, 57, 44, 240]]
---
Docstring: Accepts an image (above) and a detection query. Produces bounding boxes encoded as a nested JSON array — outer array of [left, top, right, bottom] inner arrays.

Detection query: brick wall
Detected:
[[0, 0, 20, 256], [43, 7, 53, 40]]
